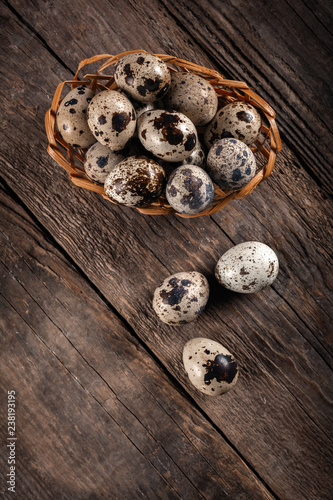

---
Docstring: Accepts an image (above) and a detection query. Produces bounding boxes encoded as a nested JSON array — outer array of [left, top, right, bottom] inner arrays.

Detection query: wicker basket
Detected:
[[45, 50, 282, 218]]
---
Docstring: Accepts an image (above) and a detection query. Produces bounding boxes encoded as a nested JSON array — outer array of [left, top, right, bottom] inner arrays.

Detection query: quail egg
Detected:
[[84, 142, 127, 184], [137, 109, 197, 162], [87, 90, 136, 150], [207, 138, 256, 190], [56, 85, 95, 148], [153, 271, 209, 325], [104, 156, 165, 207], [114, 52, 171, 103], [181, 140, 206, 168], [183, 338, 239, 395], [166, 165, 214, 215], [164, 72, 218, 126], [215, 241, 279, 293], [204, 101, 262, 148]]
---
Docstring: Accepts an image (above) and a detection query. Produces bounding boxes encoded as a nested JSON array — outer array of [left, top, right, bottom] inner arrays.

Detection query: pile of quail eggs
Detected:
[[56, 51, 278, 397], [152, 241, 279, 396], [56, 51, 263, 214]]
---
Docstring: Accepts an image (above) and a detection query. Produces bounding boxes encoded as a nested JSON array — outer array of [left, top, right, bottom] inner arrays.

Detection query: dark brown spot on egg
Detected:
[[160, 278, 188, 306], [237, 110, 253, 122], [203, 354, 237, 385], [144, 77, 162, 92], [112, 112, 131, 132], [240, 266, 250, 276], [156, 83, 170, 99], [153, 112, 183, 145], [112, 178, 126, 195], [98, 115, 107, 125], [184, 133, 196, 151], [235, 129, 245, 140], [137, 85, 147, 97], [141, 129, 147, 140], [267, 261, 275, 277], [123, 64, 134, 86]]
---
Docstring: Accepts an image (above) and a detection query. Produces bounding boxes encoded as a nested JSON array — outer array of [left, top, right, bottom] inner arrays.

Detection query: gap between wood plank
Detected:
[[3, 4, 331, 495], [0, 176, 280, 500], [284, 0, 333, 46], [0, 289, 185, 499], [300, 0, 333, 36], [3, 183, 271, 499], [4, 0, 74, 76], [0, 244, 209, 499]]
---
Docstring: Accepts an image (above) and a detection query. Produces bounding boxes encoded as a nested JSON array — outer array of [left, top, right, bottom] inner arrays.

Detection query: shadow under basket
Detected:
[[45, 50, 282, 218]]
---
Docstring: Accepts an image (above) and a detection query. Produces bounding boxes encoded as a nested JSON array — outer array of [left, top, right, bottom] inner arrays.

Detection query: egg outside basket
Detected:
[[45, 50, 282, 218]]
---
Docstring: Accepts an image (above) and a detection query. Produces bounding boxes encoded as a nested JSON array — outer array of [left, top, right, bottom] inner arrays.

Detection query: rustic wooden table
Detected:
[[1, 1, 332, 499]]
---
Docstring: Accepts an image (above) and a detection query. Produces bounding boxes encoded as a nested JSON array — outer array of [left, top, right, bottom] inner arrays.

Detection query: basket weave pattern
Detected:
[[45, 50, 282, 218]]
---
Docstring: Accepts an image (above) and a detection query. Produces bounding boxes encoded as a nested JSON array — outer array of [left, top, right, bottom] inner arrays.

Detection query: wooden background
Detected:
[[1, 0, 332, 498]]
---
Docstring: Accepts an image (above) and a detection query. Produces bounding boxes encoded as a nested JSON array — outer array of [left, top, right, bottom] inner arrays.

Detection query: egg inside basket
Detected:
[[45, 50, 281, 218]]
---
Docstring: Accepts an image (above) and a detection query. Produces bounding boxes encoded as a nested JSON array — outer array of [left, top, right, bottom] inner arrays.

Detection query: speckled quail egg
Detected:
[[204, 101, 262, 148], [183, 338, 239, 396], [207, 138, 256, 190], [181, 140, 206, 168], [84, 142, 127, 184], [163, 72, 218, 126], [114, 52, 171, 103], [104, 156, 165, 207], [56, 85, 95, 148], [87, 90, 136, 150], [137, 109, 197, 162], [215, 241, 279, 293], [153, 271, 209, 325], [166, 165, 214, 215]]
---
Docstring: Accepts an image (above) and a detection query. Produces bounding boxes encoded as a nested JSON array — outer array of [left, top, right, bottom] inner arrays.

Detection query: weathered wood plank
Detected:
[[7, 0, 333, 194], [158, 0, 333, 192], [2, 0, 331, 354], [1, 6, 333, 499], [0, 183, 275, 499]]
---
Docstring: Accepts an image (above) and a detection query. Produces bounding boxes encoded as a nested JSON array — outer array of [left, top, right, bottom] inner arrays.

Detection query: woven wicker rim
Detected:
[[45, 50, 282, 218]]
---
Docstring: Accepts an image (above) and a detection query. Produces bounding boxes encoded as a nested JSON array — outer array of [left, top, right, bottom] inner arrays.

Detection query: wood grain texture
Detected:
[[0, 183, 276, 499], [158, 0, 333, 192], [1, 3, 333, 499], [1, 1, 333, 499]]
